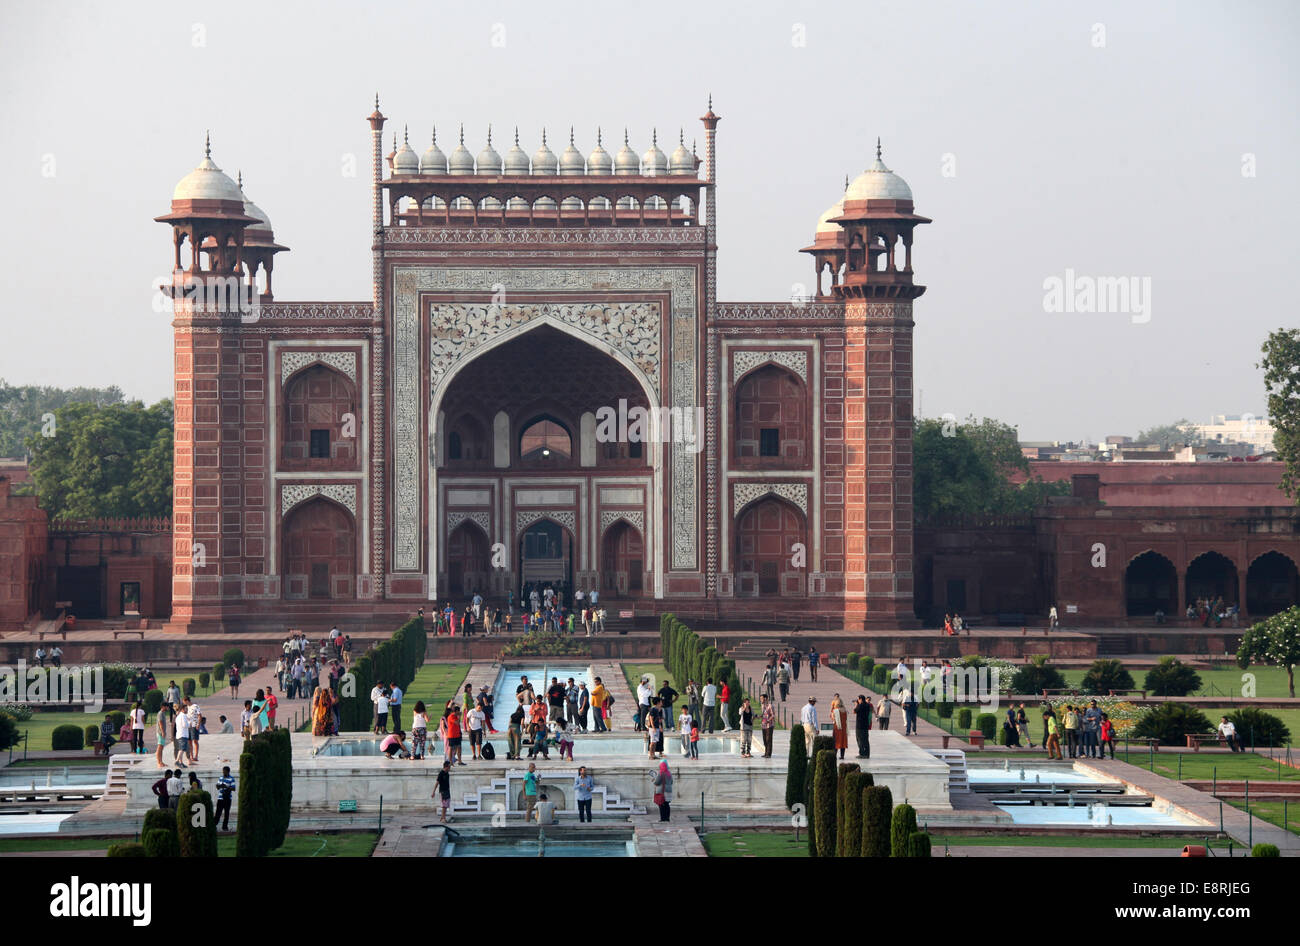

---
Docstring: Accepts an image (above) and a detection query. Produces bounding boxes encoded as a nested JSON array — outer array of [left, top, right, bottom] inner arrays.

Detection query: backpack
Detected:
[[481, 741, 496, 761]]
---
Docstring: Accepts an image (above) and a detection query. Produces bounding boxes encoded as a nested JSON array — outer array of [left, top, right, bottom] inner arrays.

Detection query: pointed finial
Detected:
[[624, 128, 629, 146], [679, 128, 685, 146], [238, 170, 243, 188], [692, 138, 697, 154], [652, 128, 658, 146], [403, 124, 409, 145], [597, 127, 603, 147], [845, 174, 850, 191], [487, 124, 493, 146], [514, 125, 519, 146], [431, 125, 437, 146], [876, 137, 882, 160], [374, 93, 380, 109], [204, 131, 211, 159], [569, 126, 575, 146], [708, 93, 712, 110], [542, 127, 548, 146], [458, 124, 464, 145]]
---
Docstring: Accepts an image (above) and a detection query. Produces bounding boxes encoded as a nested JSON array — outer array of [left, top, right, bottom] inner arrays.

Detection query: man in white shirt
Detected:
[[51, 646, 63, 668], [186, 699, 202, 761], [131, 703, 146, 754], [701, 680, 718, 733], [467, 703, 486, 759], [895, 658, 908, 686], [1217, 716, 1242, 752], [173, 707, 191, 767], [533, 792, 557, 825], [801, 696, 819, 755], [636, 678, 653, 732], [165, 770, 184, 809], [370, 682, 383, 733]]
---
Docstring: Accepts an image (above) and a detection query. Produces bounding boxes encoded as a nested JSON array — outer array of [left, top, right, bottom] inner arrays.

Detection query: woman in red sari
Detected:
[[830, 694, 848, 760]]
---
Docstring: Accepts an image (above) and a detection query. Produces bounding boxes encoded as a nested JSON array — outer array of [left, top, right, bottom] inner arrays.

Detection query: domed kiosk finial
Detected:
[[876, 137, 882, 160], [204, 131, 211, 160], [458, 124, 464, 145]]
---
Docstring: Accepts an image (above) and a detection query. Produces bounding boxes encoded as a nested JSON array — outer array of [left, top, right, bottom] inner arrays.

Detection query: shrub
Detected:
[[846, 652, 857, 671], [871, 664, 888, 688], [176, 788, 218, 857], [199, 672, 210, 689], [142, 688, 164, 714], [1010, 655, 1067, 695], [1133, 702, 1212, 746], [835, 763, 860, 857], [937, 701, 954, 719], [1252, 844, 1280, 857], [906, 832, 932, 858], [861, 785, 893, 857], [841, 770, 866, 859], [1080, 659, 1135, 695], [85, 724, 100, 746], [0, 702, 33, 722], [212, 662, 226, 684], [51, 724, 84, 751], [0, 712, 17, 751], [1144, 657, 1202, 697], [805, 736, 835, 855], [143, 828, 179, 858], [107, 711, 126, 731], [957, 708, 972, 730], [182, 678, 196, 698], [813, 750, 837, 858], [237, 727, 294, 856], [890, 803, 918, 857], [221, 648, 246, 672], [105, 843, 147, 857], [1225, 708, 1291, 748], [143, 806, 177, 835], [785, 719, 808, 809], [975, 713, 997, 740]]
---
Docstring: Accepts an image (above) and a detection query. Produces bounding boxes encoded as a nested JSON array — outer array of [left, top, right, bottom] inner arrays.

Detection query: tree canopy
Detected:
[[1259, 328, 1300, 502], [0, 380, 124, 458], [913, 416, 1070, 522], [24, 399, 173, 520], [1135, 419, 1195, 449]]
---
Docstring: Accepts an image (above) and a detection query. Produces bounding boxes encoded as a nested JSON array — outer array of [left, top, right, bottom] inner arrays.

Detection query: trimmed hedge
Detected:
[[872, 665, 888, 688], [198, 672, 210, 690], [805, 736, 835, 856], [905, 832, 932, 858], [1144, 657, 1202, 697], [1080, 658, 1135, 695], [106, 843, 147, 857], [176, 788, 218, 857], [143, 828, 179, 858], [957, 707, 972, 730], [143, 806, 176, 835], [1252, 844, 1280, 857], [0, 712, 18, 751], [182, 678, 196, 698], [1010, 656, 1067, 695], [786, 720, 808, 809], [841, 770, 866, 858], [845, 653, 858, 672], [1133, 702, 1212, 746], [861, 785, 893, 857], [84, 725, 99, 747], [107, 711, 126, 731], [937, 701, 954, 719], [339, 617, 427, 732], [660, 614, 741, 725], [975, 713, 998, 740], [51, 724, 84, 751], [860, 657, 875, 677], [812, 750, 837, 858], [143, 689, 164, 714], [835, 763, 860, 857], [236, 726, 294, 856], [221, 648, 246, 672], [212, 662, 226, 685], [890, 803, 918, 857]]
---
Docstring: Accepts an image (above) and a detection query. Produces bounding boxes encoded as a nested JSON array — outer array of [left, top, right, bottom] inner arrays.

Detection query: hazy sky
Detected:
[[1, 0, 1296, 442]]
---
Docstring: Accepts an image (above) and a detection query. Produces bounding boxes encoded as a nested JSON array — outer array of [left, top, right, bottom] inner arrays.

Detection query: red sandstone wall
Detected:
[[1017, 461, 1293, 507]]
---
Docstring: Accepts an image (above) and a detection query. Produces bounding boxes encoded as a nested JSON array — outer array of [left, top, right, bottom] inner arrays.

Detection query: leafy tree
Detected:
[[1133, 702, 1212, 746], [913, 416, 1068, 521], [1010, 655, 1067, 695], [1237, 606, 1300, 698], [1224, 708, 1290, 748], [0, 380, 124, 458], [1080, 659, 1135, 695], [1136, 419, 1196, 449], [1259, 328, 1300, 501], [1143, 657, 1202, 697], [24, 399, 173, 519], [785, 722, 807, 809]]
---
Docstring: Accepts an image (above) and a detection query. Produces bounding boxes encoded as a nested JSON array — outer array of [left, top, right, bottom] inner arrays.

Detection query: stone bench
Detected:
[[112, 630, 146, 640], [1186, 733, 1226, 751]]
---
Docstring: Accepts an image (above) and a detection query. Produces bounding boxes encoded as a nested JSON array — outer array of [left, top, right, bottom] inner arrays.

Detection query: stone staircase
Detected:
[[927, 748, 970, 793], [724, 638, 798, 659], [453, 769, 645, 816], [103, 754, 134, 802]]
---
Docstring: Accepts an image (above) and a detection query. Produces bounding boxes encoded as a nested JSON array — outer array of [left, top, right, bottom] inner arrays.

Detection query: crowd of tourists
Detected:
[[418, 586, 610, 637]]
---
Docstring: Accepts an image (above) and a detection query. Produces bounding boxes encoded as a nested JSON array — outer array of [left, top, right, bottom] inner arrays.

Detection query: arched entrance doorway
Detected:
[[283, 498, 356, 600], [1246, 551, 1299, 617], [446, 520, 490, 599], [1185, 551, 1239, 608], [518, 518, 574, 601], [601, 519, 645, 597], [735, 497, 806, 597], [1125, 550, 1176, 617]]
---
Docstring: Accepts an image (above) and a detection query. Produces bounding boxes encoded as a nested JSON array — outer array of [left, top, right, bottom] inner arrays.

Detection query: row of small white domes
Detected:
[[815, 143, 914, 234], [393, 126, 697, 177]]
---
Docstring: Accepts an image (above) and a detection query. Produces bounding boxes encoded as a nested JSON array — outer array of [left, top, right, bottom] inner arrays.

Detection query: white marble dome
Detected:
[[641, 130, 667, 176], [420, 129, 448, 174], [532, 130, 558, 175], [587, 130, 613, 175], [846, 143, 912, 201], [503, 128, 531, 175], [448, 126, 476, 175], [558, 129, 585, 175], [393, 128, 420, 175], [172, 138, 244, 203], [614, 131, 640, 175], [476, 128, 502, 175], [668, 131, 694, 174]]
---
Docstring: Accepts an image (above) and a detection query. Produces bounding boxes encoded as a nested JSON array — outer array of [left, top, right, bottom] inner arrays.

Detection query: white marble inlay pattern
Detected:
[[732, 481, 808, 516], [515, 510, 577, 536], [281, 483, 358, 518], [599, 510, 645, 536], [732, 350, 808, 384], [281, 350, 359, 384]]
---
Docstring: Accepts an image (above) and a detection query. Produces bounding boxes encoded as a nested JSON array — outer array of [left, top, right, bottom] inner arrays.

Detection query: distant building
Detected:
[[1187, 414, 1274, 454]]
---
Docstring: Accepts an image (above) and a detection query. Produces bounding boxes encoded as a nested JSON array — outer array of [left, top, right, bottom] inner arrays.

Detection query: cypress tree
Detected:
[[841, 771, 865, 858], [785, 720, 807, 809], [891, 803, 918, 857], [861, 784, 893, 857], [835, 763, 860, 856], [805, 735, 835, 855], [906, 832, 932, 858], [175, 788, 217, 857], [813, 750, 838, 857]]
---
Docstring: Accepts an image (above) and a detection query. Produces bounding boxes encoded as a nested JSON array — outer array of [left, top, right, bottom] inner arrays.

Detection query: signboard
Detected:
[[619, 610, 634, 618], [1065, 605, 1079, 614]]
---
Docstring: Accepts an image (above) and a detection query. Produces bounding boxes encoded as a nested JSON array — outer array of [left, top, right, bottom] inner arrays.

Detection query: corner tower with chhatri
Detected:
[[159, 97, 928, 634]]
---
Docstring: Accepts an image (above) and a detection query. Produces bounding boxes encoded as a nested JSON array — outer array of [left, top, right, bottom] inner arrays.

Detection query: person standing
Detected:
[[590, 678, 609, 733], [739, 697, 754, 758], [876, 694, 893, 731], [776, 662, 790, 703], [636, 677, 653, 732], [547, 677, 568, 725], [678, 704, 693, 756], [760, 694, 776, 758], [131, 701, 146, 754], [466, 699, 486, 760], [1044, 708, 1063, 760], [522, 763, 539, 822], [646, 698, 664, 760], [830, 694, 848, 760], [808, 647, 820, 683], [761, 665, 776, 705], [853, 695, 873, 759], [1063, 704, 1080, 759], [718, 679, 733, 732], [686, 679, 700, 720], [574, 766, 594, 823], [151, 770, 171, 809], [577, 683, 590, 733], [566, 678, 580, 729], [791, 647, 802, 683], [651, 760, 673, 822], [435, 761, 452, 823], [1048, 605, 1059, 631], [389, 683, 403, 732], [215, 766, 235, 831], [800, 696, 818, 754], [701, 678, 718, 733], [507, 698, 525, 760], [658, 679, 679, 732], [1099, 714, 1117, 759], [1016, 703, 1033, 748], [903, 688, 919, 736], [165, 769, 183, 809]]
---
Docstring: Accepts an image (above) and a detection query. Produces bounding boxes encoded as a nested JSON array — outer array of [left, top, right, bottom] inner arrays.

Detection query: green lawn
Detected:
[[1201, 707, 1299, 748], [1146, 751, 1299, 782], [3, 758, 110, 769], [403, 662, 469, 717], [701, 831, 1235, 856], [0, 831, 379, 857], [5, 710, 117, 754], [1223, 800, 1300, 837]]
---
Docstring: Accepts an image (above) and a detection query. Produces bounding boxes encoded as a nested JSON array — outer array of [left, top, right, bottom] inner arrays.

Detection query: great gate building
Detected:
[[159, 100, 929, 633]]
